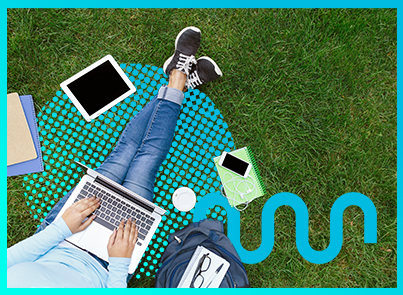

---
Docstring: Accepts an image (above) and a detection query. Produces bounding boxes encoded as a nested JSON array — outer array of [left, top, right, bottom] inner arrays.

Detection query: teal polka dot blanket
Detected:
[[23, 63, 234, 278]]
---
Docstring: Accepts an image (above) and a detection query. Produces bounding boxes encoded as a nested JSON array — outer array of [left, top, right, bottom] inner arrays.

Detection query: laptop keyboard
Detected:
[[74, 181, 156, 247]]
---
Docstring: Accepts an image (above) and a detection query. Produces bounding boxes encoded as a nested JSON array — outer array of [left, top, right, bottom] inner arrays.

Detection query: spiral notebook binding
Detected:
[[246, 146, 267, 195]]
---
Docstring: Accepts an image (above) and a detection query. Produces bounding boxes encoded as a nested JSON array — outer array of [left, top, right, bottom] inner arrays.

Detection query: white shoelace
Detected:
[[176, 53, 196, 75], [186, 70, 203, 89]]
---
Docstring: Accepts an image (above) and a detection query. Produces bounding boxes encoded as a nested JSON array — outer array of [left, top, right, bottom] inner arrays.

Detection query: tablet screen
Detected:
[[66, 60, 131, 116]]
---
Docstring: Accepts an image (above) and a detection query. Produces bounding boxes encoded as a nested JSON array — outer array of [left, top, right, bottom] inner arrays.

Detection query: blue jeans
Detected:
[[36, 85, 184, 281]]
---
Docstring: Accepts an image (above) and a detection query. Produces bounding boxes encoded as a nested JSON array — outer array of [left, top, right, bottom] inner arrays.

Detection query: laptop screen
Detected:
[[66, 60, 131, 116]]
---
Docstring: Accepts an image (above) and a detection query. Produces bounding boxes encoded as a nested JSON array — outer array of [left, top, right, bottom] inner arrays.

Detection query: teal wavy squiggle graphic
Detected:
[[193, 192, 377, 264]]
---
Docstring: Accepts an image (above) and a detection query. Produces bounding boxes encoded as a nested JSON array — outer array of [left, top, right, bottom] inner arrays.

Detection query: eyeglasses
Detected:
[[190, 253, 211, 288]]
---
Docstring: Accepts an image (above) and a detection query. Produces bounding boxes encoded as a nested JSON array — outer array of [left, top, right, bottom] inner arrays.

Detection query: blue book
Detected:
[[7, 95, 44, 177]]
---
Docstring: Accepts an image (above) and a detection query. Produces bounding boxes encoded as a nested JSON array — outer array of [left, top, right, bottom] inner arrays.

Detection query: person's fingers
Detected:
[[125, 218, 132, 240], [74, 196, 97, 210], [130, 219, 138, 245], [81, 198, 101, 217], [71, 195, 94, 208], [78, 214, 96, 231], [83, 196, 98, 206], [117, 219, 125, 240], [83, 195, 97, 203], [108, 229, 117, 248]]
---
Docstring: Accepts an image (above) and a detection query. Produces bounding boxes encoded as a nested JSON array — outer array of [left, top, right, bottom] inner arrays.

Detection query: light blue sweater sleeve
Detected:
[[107, 257, 131, 288], [7, 218, 132, 288], [7, 217, 72, 269]]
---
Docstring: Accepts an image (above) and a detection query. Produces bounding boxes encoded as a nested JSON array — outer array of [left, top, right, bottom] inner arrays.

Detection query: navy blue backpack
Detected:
[[155, 219, 250, 288]]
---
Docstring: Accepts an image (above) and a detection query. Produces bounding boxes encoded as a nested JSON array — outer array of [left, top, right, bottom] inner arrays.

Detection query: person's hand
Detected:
[[107, 218, 138, 258], [61, 196, 100, 234]]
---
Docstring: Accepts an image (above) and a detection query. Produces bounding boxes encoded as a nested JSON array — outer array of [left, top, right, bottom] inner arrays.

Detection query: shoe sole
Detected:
[[164, 27, 201, 75], [163, 54, 174, 75], [198, 56, 223, 77], [175, 26, 201, 50]]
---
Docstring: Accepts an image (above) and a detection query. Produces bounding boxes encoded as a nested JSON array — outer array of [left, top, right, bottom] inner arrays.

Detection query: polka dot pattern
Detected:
[[22, 63, 234, 278]]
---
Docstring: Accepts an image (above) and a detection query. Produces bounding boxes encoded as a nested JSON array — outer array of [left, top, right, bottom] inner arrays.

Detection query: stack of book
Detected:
[[7, 93, 43, 177], [178, 246, 230, 288]]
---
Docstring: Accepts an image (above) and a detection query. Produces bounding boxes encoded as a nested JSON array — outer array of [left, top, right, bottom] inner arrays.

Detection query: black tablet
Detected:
[[60, 55, 136, 122]]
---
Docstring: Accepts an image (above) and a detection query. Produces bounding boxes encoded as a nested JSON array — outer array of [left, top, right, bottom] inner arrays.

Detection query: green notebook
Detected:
[[214, 147, 266, 208]]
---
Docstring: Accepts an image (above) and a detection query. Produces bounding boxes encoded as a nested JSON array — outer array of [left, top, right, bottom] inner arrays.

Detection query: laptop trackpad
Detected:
[[79, 224, 111, 261]]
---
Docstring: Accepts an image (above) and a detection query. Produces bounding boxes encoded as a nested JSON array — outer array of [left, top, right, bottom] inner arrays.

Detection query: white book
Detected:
[[178, 246, 230, 288]]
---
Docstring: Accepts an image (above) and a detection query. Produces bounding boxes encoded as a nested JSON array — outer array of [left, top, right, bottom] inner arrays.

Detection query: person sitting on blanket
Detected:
[[7, 26, 222, 288]]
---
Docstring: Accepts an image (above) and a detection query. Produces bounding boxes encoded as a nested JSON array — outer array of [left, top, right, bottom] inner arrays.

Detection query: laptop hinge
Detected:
[[94, 176, 155, 213]]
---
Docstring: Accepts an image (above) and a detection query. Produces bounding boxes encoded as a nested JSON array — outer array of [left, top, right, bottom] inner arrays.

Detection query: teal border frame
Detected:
[[3, 1, 399, 293]]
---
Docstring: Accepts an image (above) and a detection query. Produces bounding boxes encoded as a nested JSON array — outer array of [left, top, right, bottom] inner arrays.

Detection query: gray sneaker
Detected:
[[185, 56, 223, 89], [163, 26, 201, 76]]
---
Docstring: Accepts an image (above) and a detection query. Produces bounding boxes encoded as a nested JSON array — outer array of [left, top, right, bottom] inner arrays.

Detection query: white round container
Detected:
[[172, 187, 196, 212]]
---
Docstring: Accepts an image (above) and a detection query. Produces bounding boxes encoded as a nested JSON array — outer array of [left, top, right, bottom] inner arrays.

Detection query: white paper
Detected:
[[178, 246, 230, 288]]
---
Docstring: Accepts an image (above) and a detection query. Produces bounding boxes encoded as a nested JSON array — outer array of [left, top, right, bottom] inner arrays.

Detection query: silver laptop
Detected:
[[55, 162, 166, 274]]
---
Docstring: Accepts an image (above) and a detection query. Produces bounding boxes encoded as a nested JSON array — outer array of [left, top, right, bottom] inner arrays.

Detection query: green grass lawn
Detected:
[[7, 8, 396, 288]]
